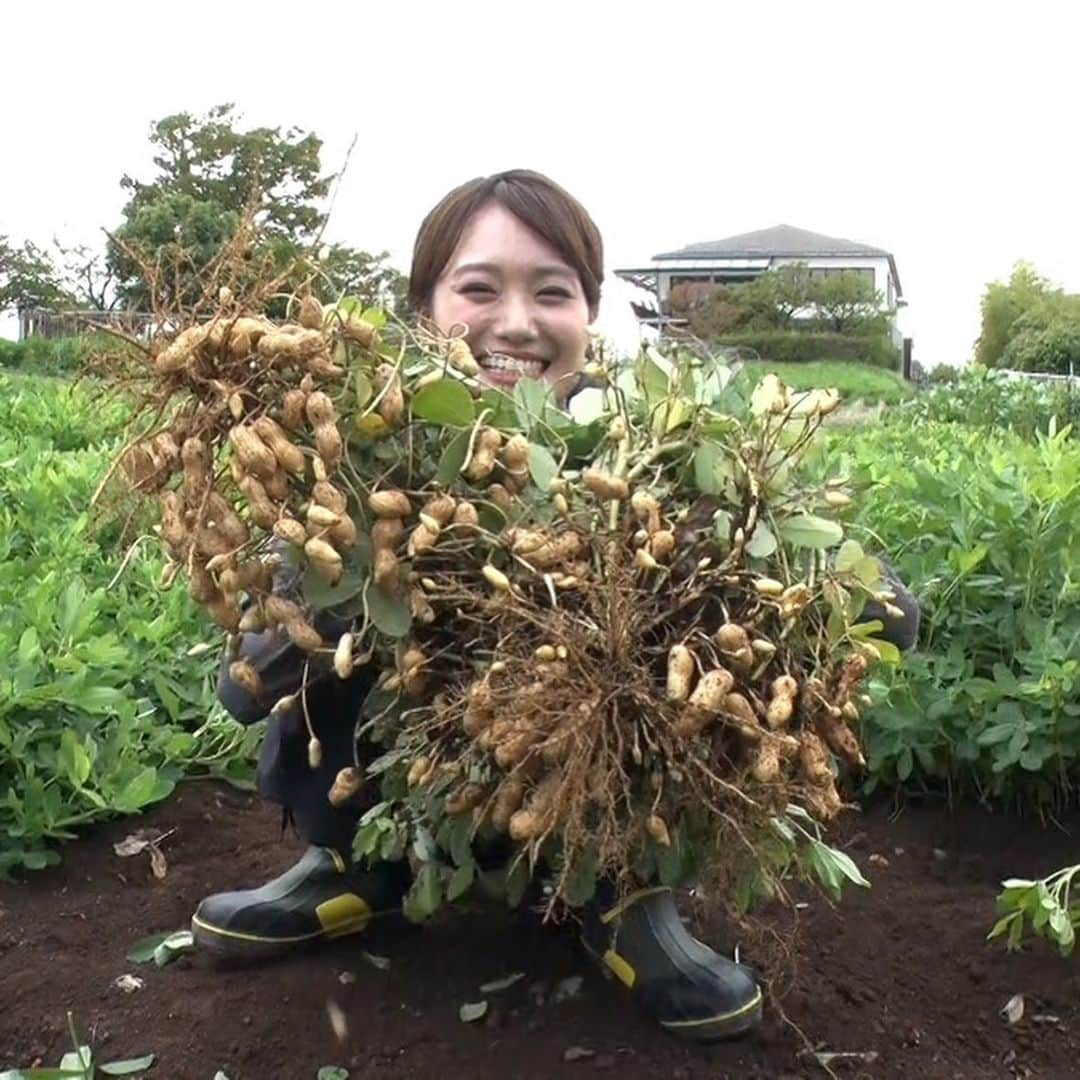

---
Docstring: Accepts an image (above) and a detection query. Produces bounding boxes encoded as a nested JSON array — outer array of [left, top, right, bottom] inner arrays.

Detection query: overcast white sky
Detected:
[[3, 1, 1078, 366]]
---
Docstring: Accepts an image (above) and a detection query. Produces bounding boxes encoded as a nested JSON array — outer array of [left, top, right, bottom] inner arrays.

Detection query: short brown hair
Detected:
[[408, 169, 604, 316]]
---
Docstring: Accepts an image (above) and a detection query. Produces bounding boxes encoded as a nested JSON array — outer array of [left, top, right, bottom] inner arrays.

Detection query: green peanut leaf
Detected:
[[778, 513, 843, 550], [526, 443, 559, 491], [435, 430, 471, 487], [403, 862, 443, 922], [412, 379, 475, 427], [447, 861, 475, 901], [364, 583, 411, 638]]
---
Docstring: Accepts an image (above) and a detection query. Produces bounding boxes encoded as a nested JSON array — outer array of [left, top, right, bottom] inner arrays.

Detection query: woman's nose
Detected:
[[492, 291, 538, 342]]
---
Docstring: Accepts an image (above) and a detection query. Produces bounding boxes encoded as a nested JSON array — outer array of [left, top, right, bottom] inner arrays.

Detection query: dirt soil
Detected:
[[3, 782, 1080, 1080]]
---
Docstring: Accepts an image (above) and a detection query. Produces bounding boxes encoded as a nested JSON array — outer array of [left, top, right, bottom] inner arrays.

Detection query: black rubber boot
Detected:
[[581, 886, 762, 1042], [191, 846, 410, 959]]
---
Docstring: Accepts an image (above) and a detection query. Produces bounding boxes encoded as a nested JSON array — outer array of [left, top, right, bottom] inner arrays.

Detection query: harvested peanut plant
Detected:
[[97, 246, 899, 923]]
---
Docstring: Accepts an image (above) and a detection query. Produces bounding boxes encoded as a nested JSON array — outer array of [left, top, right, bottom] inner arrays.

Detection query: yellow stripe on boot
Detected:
[[315, 893, 373, 938], [603, 948, 637, 988]]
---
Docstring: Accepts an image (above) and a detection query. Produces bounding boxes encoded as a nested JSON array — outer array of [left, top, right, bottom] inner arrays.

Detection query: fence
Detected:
[[17, 306, 157, 342], [999, 368, 1080, 388]]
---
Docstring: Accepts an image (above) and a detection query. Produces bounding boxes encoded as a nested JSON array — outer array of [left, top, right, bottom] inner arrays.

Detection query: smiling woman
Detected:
[[408, 169, 604, 402]]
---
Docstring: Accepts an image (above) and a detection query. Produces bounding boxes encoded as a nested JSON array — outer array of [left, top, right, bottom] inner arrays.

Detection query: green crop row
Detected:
[[0, 372, 257, 876], [817, 412, 1080, 806]]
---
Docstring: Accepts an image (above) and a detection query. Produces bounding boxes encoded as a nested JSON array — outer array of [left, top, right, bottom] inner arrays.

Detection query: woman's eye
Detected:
[[539, 288, 572, 300], [461, 283, 495, 296]]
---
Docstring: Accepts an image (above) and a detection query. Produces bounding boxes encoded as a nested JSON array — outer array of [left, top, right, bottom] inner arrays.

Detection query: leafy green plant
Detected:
[[990, 866, 1080, 956], [905, 365, 1080, 440], [0, 372, 257, 876], [0, 337, 101, 378], [815, 415, 1080, 804]]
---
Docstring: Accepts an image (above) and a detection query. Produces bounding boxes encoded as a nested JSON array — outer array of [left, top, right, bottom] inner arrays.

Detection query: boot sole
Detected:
[[191, 911, 391, 960], [659, 985, 764, 1042]]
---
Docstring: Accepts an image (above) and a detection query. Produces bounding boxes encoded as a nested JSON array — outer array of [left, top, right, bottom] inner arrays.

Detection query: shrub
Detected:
[[711, 330, 900, 370], [0, 336, 89, 376], [1001, 317, 1080, 376], [927, 363, 961, 385]]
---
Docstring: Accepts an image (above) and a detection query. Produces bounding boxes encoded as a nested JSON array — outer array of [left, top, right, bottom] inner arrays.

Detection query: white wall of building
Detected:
[[653, 254, 904, 346]]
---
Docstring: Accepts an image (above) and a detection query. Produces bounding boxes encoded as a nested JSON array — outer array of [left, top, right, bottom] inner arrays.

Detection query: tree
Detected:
[[118, 104, 329, 240], [0, 236, 72, 313], [681, 284, 751, 339], [52, 240, 119, 311], [108, 104, 404, 312], [315, 244, 408, 311], [1000, 314, 1080, 375], [975, 262, 1061, 367], [109, 192, 243, 309], [811, 271, 883, 334], [735, 264, 814, 329]]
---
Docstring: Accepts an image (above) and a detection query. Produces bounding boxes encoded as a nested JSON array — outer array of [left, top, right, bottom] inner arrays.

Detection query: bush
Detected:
[[711, 330, 900, 370], [0, 336, 89, 376], [816, 417, 1080, 806], [927, 363, 961, 385], [1001, 317, 1080, 375], [0, 372, 256, 876]]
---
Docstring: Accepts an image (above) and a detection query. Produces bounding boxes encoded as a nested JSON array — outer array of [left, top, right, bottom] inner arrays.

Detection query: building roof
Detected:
[[654, 224, 890, 261], [650, 224, 901, 295]]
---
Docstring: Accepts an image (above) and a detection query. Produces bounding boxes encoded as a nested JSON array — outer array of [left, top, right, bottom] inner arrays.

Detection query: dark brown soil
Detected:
[[2, 782, 1080, 1079]]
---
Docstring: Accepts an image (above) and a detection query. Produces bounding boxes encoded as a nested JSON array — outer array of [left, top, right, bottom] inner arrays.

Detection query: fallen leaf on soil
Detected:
[[149, 845, 167, 880], [127, 928, 193, 965], [800, 1049, 880, 1069], [326, 998, 348, 1042], [153, 930, 194, 966], [316, 1068, 349, 1080], [61, 1046, 93, 1071], [459, 1000, 489, 1023], [480, 971, 526, 994], [98, 1053, 157, 1075], [113, 973, 144, 993], [563, 1046, 595, 1062], [1002, 994, 1025, 1024], [114, 834, 152, 857], [128, 931, 171, 963], [362, 951, 391, 971]]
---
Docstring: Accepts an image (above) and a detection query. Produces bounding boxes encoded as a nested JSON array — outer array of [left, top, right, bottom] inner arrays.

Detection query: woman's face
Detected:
[[428, 201, 593, 401]]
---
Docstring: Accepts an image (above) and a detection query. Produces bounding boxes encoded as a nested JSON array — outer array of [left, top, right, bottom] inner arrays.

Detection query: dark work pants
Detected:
[[218, 632, 378, 856]]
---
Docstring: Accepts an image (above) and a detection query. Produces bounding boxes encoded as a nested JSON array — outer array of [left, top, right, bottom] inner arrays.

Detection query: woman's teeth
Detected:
[[478, 354, 547, 378]]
